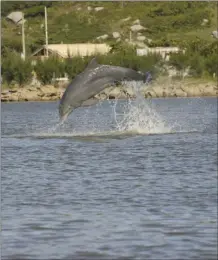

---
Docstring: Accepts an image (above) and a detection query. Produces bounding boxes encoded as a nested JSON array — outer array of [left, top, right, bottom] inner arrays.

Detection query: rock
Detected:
[[202, 84, 217, 96], [211, 30, 218, 39], [9, 95, 19, 102], [27, 86, 37, 92], [134, 41, 147, 48], [151, 85, 165, 97], [30, 77, 41, 87], [41, 96, 52, 101], [59, 88, 66, 98], [112, 32, 120, 39], [16, 88, 36, 101], [9, 89, 18, 93], [180, 85, 202, 97], [87, 6, 92, 11], [172, 87, 187, 97], [95, 7, 104, 12], [144, 89, 157, 98], [123, 86, 136, 98], [121, 16, 131, 22], [95, 92, 108, 100], [40, 85, 57, 95], [201, 19, 208, 26], [1, 79, 217, 102], [107, 87, 122, 99], [147, 38, 152, 43], [130, 24, 146, 32], [133, 19, 140, 25], [96, 34, 109, 40], [2, 85, 62, 102], [137, 35, 146, 41], [2, 92, 10, 97]]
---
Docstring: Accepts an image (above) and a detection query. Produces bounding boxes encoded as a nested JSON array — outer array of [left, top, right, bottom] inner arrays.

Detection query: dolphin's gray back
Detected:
[[59, 58, 145, 120], [59, 70, 90, 107], [84, 65, 143, 95], [89, 65, 144, 83], [61, 64, 143, 105]]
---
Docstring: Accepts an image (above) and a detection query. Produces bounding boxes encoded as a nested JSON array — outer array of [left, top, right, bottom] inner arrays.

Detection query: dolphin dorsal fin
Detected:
[[86, 57, 100, 70]]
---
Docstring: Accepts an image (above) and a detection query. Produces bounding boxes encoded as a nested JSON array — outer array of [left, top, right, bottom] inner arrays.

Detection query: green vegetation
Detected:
[[1, 43, 162, 86], [1, 1, 217, 86], [2, 1, 217, 52], [1, 50, 32, 86], [168, 39, 217, 78]]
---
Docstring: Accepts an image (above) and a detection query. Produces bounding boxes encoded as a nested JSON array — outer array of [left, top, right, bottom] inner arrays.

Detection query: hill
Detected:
[[1, 1, 217, 88], [1, 1, 217, 55]]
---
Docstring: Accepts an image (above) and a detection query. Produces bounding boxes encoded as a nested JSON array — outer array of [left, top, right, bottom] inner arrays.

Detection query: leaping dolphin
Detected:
[[59, 57, 146, 124]]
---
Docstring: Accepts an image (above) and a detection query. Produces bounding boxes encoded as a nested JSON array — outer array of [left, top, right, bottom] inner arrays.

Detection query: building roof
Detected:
[[32, 43, 111, 58], [6, 11, 25, 25]]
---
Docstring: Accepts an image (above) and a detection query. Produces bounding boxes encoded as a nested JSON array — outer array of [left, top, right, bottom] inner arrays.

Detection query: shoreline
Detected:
[[1, 78, 217, 102]]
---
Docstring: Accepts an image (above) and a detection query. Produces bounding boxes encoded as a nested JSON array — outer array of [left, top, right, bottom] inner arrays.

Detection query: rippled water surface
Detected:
[[1, 96, 217, 260]]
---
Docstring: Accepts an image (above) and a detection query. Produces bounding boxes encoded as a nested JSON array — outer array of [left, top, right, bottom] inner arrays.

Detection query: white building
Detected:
[[31, 43, 111, 60], [136, 46, 183, 60]]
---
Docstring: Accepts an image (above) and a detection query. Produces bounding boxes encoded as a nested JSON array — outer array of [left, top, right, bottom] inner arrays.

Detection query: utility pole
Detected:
[[21, 13, 26, 60], [45, 6, 48, 57]]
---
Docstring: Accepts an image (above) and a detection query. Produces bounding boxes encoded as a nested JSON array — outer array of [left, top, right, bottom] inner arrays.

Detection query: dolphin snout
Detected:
[[59, 113, 69, 125]]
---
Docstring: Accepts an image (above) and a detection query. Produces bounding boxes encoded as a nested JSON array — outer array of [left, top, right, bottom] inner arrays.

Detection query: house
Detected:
[[31, 43, 112, 60], [136, 46, 182, 60]]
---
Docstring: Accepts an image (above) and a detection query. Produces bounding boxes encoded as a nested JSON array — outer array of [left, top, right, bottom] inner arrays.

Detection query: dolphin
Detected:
[[59, 57, 146, 124]]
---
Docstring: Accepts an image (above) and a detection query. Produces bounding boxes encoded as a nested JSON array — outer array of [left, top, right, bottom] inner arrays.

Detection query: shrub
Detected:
[[64, 56, 89, 80], [1, 51, 32, 85], [168, 39, 218, 78], [33, 56, 65, 85]]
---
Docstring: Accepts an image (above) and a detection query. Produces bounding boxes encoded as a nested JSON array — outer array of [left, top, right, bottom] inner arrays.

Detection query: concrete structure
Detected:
[[136, 46, 182, 60], [31, 43, 111, 60]]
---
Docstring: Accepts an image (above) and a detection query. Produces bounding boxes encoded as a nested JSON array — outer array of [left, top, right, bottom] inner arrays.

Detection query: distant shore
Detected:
[[1, 77, 217, 103]]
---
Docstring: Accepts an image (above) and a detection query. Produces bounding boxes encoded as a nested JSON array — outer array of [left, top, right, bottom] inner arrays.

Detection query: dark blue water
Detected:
[[1, 97, 217, 260]]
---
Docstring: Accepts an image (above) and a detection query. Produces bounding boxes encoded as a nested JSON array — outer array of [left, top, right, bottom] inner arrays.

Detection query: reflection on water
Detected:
[[1, 96, 217, 260]]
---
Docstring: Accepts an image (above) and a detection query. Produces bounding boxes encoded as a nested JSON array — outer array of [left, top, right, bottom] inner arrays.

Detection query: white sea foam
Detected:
[[110, 81, 173, 135], [19, 81, 177, 139]]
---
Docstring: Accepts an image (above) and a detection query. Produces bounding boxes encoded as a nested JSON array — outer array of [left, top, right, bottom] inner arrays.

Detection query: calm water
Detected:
[[1, 96, 217, 260]]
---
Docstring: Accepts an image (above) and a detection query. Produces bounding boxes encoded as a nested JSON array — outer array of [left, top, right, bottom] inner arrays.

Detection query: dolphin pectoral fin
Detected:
[[81, 98, 99, 107]]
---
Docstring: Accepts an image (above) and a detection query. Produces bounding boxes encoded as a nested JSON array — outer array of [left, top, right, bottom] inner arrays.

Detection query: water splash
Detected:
[[110, 81, 173, 135], [18, 81, 176, 139]]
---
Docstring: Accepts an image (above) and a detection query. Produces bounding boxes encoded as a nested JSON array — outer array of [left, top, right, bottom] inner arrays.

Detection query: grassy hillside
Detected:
[[1, 1, 217, 55], [1, 1, 217, 87]]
